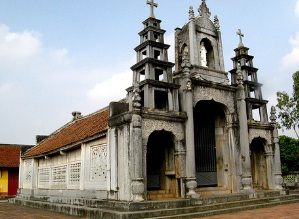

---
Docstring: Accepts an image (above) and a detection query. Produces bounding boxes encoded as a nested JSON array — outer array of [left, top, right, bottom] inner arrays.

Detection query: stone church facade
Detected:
[[19, 0, 283, 203]]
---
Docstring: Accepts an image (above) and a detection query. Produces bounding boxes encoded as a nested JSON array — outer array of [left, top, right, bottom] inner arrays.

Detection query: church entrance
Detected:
[[194, 100, 226, 187], [146, 130, 178, 199], [250, 137, 268, 189]]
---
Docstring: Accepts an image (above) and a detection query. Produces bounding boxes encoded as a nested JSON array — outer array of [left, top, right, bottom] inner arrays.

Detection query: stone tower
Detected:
[[230, 29, 269, 123]]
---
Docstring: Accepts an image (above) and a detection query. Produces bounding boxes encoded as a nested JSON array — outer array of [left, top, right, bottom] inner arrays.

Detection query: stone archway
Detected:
[[146, 130, 178, 199], [250, 137, 268, 189]]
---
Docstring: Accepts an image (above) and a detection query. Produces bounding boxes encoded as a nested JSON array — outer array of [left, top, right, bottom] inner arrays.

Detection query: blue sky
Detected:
[[0, 0, 298, 144]]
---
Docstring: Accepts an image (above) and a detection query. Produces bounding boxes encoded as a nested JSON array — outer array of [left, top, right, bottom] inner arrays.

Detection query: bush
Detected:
[[279, 135, 299, 174]]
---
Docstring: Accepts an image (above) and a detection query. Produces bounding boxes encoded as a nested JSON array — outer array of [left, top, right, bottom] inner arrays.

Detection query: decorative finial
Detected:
[[270, 106, 277, 123], [214, 15, 220, 30], [236, 65, 243, 85], [181, 48, 192, 72], [198, 0, 211, 18], [132, 84, 142, 110], [237, 29, 244, 47], [147, 0, 158, 18], [189, 6, 195, 20]]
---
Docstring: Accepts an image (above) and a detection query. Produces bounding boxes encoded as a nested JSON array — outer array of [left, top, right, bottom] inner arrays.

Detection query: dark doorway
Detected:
[[194, 100, 225, 187], [147, 130, 177, 197], [250, 138, 268, 189], [8, 168, 19, 196]]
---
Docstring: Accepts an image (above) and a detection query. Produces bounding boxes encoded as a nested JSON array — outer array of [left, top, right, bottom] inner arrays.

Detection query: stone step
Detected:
[[147, 190, 176, 200], [145, 199, 299, 219], [195, 187, 231, 196], [10, 194, 299, 219]]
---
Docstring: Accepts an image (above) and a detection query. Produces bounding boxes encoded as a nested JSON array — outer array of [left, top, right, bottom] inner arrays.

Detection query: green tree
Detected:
[[279, 135, 299, 174], [276, 71, 299, 139]]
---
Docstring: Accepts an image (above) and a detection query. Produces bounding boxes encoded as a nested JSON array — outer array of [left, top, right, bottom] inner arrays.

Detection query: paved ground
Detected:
[[201, 202, 299, 219], [0, 200, 86, 219], [0, 200, 299, 218]]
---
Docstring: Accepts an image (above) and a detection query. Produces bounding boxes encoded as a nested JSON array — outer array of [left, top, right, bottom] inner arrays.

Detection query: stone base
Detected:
[[241, 188, 256, 198], [11, 190, 298, 219]]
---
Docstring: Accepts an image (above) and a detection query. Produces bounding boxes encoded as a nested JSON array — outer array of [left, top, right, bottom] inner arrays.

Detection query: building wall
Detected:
[[0, 170, 8, 195]]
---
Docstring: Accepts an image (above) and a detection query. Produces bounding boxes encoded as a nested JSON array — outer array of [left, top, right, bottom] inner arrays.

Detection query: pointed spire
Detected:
[[147, 0, 158, 18], [198, 0, 211, 18], [214, 15, 220, 30], [189, 6, 195, 20]]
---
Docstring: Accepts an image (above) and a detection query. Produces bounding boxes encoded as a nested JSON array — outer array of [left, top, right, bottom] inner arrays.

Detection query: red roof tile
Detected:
[[0, 145, 20, 167], [23, 108, 109, 158]]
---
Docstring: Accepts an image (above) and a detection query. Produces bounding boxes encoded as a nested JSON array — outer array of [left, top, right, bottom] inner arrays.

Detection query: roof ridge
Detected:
[[35, 106, 109, 147], [23, 106, 110, 158]]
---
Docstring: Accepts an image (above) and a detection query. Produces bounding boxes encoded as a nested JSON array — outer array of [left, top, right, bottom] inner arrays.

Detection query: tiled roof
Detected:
[[0, 145, 20, 167], [23, 108, 109, 158]]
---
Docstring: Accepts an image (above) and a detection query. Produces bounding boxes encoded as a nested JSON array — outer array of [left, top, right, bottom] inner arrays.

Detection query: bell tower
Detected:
[[230, 29, 269, 123], [128, 0, 179, 112], [174, 0, 227, 84]]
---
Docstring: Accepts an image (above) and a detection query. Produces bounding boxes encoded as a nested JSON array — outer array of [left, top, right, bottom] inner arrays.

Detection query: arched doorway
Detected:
[[146, 130, 177, 199], [250, 137, 268, 189], [194, 100, 226, 187]]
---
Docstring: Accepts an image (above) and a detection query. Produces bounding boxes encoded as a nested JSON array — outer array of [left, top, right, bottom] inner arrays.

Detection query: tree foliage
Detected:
[[279, 135, 299, 174], [276, 71, 299, 139]]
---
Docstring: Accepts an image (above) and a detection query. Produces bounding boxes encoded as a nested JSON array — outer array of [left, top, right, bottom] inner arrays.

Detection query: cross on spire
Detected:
[[237, 29, 244, 47], [147, 0, 158, 18]]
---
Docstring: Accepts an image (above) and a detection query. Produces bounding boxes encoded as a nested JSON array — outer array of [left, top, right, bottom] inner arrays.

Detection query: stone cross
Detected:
[[237, 29, 244, 47], [147, 0, 158, 18]]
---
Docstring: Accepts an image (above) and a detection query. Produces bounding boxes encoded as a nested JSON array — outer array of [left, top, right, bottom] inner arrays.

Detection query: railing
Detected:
[[38, 162, 81, 189], [283, 171, 299, 188]]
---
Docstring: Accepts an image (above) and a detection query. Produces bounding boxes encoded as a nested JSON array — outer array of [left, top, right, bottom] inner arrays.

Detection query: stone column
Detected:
[[265, 144, 274, 189], [130, 84, 144, 202], [174, 140, 186, 198], [236, 69, 253, 193], [188, 7, 199, 66], [181, 52, 199, 198], [214, 15, 225, 71], [270, 106, 283, 190]]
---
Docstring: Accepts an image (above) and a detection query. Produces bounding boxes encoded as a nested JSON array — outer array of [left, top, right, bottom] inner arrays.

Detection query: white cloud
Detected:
[[87, 70, 132, 107], [282, 32, 299, 72], [165, 32, 175, 63], [0, 24, 41, 62]]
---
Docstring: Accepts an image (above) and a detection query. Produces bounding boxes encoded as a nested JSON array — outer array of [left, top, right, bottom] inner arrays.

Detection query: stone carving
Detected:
[[193, 86, 235, 114], [198, 0, 211, 18], [200, 42, 208, 67], [132, 84, 141, 111], [214, 15, 220, 31], [69, 163, 81, 184], [38, 167, 50, 188], [142, 119, 184, 142], [52, 165, 67, 184], [249, 129, 272, 144], [186, 80, 192, 91], [189, 6, 195, 20], [90, 145, 107, 182], [24, 160, 32, 183]]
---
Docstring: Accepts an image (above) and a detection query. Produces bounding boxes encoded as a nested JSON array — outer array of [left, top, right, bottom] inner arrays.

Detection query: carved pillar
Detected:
[[265, 144, 274, 189], [236, 69, 253, 193], [174, 140, 186, 198], [214, 15, 225, 71], [130, 85, 144, 201], [182, 53, 199, 198], [270, 106, 283, 190], [188, 7, 199, 66]]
